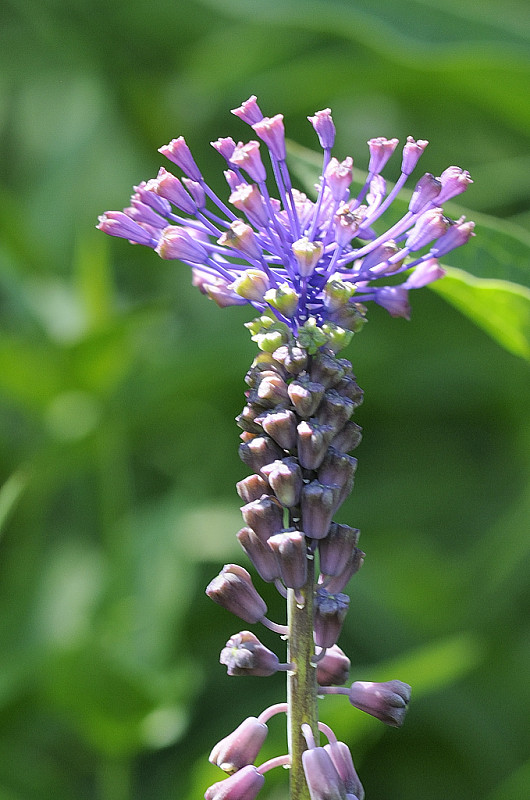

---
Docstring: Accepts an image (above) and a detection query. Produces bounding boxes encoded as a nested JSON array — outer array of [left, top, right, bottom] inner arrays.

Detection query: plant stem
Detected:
[[287, 553, 318, 800]]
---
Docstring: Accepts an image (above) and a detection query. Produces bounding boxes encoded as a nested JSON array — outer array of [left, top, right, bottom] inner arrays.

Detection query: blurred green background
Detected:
[[0, 1, 529, 798]]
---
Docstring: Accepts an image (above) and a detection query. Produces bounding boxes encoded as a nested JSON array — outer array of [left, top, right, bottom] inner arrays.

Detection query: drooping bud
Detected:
[[211, 136, 237, 160], [220, 631, 280, 677], [239, 436, 284, 473], [209, 716, 268, 774], [348, 680, 411, 727], [316, 644, 351, 686], [268, 529, 308, 589], [240, 496, 284, 542], [324, 548, 364, 594], [259, 408, 297, 450], [237, 526, 281, 583], [204, 764, 265, 800], [152, 167, 197, 214], [236, 405, 264, 435], [429, 218, 475, 258], [309, 351, 346, 388], [317, 449, 358, 507], [302, 746, 347, 800], [317, 390, 355, 433], [330, 421, 363, 453], [314, 589, 350, 648], [324, 741, 365, 800], [297, 422, 335, 471], [206, 565, 267, 624], [288, 376, 325, 419], [272, 344, 308, 375], [261, 458, 303, 508], [318, 523, 360, 579], [229, 183, 269, 227], [300, 481, 339, 539]]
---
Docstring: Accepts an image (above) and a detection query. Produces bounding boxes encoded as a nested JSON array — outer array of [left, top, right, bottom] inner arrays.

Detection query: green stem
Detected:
[[287, 554, 318, 800]]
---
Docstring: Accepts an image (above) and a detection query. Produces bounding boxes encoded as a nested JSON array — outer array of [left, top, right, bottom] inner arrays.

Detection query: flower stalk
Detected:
[[98, 95, 475, 799]]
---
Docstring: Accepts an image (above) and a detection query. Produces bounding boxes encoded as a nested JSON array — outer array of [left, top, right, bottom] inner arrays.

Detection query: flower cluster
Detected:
[[98, 96, 474, 348], [98, 98, 474, 799]]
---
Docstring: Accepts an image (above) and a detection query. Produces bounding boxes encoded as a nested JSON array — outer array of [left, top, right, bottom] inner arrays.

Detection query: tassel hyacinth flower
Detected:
[[98, 96, 474, 799]]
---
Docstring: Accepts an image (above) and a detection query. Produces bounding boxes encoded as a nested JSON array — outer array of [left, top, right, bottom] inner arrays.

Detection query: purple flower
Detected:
[[98, 98, 474, 347]]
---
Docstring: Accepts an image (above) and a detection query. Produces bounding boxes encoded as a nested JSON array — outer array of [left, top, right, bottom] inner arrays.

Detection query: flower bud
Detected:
[[252, 114, 286, 161], [316, 644, 351, 686], [288, 377, 325, 419], [330, 421, 363, 453], [239, 436, 284, 473], [268, 529, 308, 589], [318, 449, 358, 508], [264, 283, 300, 318], [318, 523, 360, 579], [209, 717, 268, 774], [232, 269, 270, 302], [272, 344, 308, 375], [261, 458, 303, 508], [334, 377, 364, 406], [302, 746, 346, 800], [348, 680, 411, 727], [236, 474, 270, 504], [240, 496, 284, 542], [309, 351, 346, 389], [159, 136, 202, 180], [204, 764, 265, 800], [408, 173, 441, 214], [367, 136, 399, 174], [301, 481, 339, 539], [236, 405, 263, 434], [297, 421, 335, 471], [237, 526, 280, 582], [324, 742, 364, 800], [231, 96, 263, 125], [314, 589, 350, 648], [206, 565, 267, 624], [325, 156, 354, 202], [259, 408, 297, 450], [324, 548, 364, 594], [308, 108, 336, 150], [401, 136, 428, 175], [317, 391, 355, 433], [230, 141, 267, 183], [220, 631, 280, 677], [218, 219, 263, 260], [292, 237, 324, 278]]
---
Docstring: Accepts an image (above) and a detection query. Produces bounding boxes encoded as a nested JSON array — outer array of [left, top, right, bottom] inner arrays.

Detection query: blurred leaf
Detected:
[[432, 268, 530, 360]]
